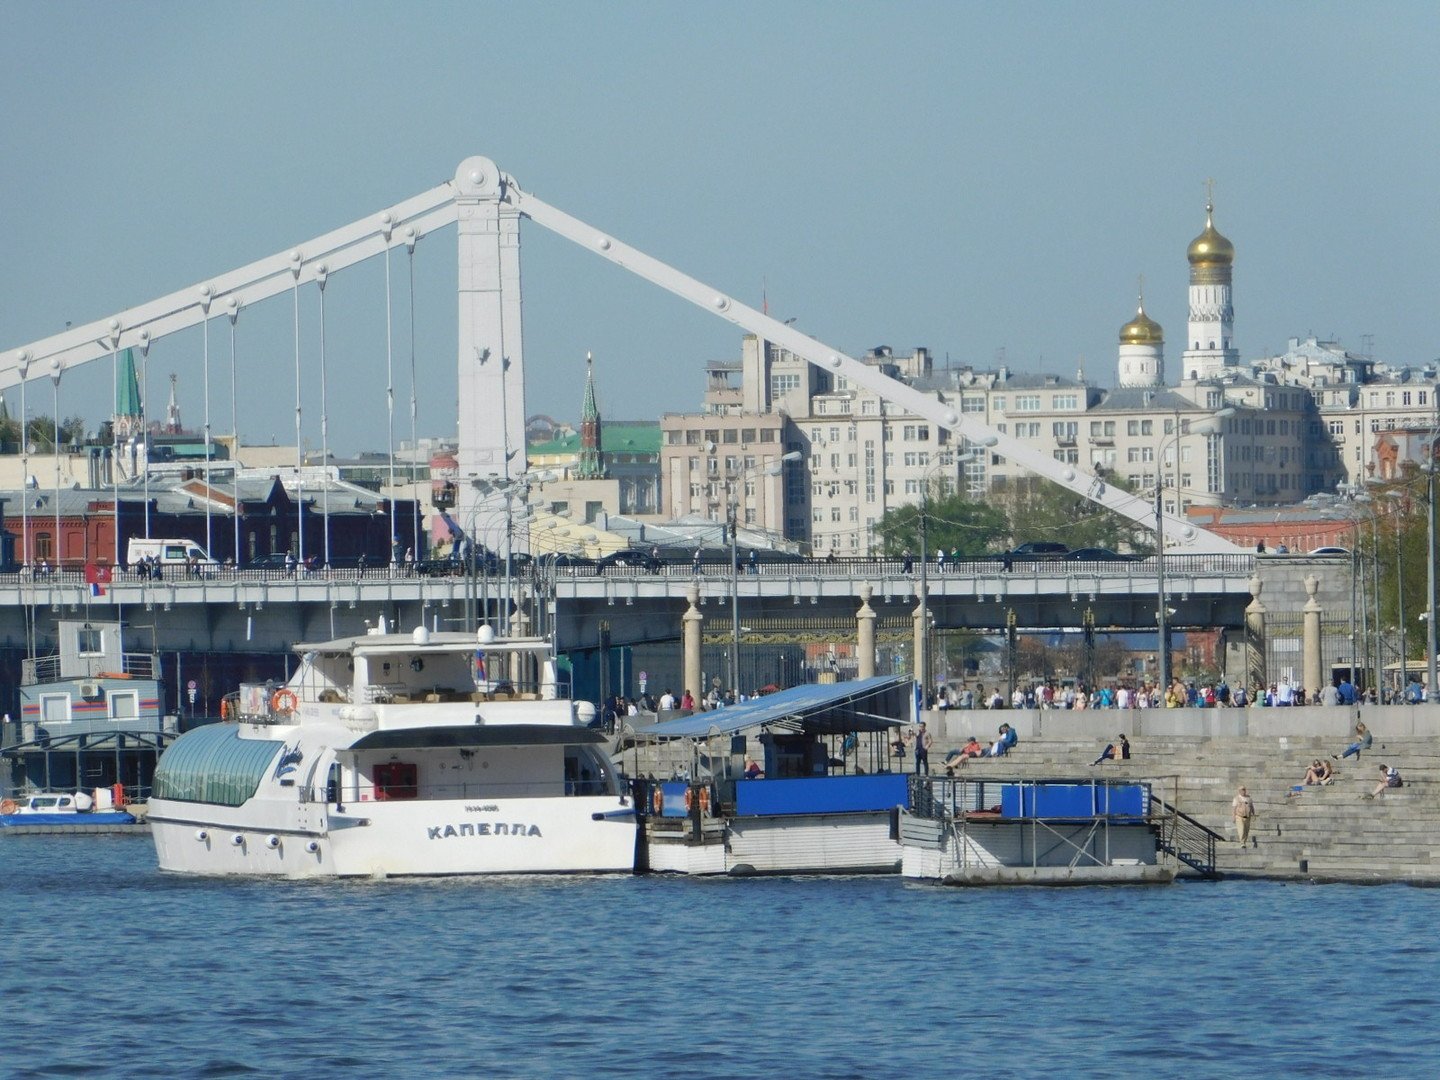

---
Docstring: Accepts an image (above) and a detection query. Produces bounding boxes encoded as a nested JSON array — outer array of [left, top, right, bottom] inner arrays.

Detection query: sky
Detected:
[[2, 2, 1437, 457]]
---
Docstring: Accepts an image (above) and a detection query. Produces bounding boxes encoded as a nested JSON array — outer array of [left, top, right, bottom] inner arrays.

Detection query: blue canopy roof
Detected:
[[646, 675, 912, 739]]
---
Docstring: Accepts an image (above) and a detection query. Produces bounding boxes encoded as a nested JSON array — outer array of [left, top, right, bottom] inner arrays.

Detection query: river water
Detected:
[[1, 835, 1435, 1078]]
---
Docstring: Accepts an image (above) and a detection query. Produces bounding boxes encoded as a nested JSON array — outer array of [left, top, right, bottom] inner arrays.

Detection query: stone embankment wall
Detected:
[[924, 706, 1437, 882]]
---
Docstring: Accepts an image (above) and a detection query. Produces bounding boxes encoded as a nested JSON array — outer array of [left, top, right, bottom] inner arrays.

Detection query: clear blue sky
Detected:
[[2, 2, 1437, 455]]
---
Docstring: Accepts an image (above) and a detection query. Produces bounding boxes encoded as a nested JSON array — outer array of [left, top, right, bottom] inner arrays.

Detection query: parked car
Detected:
[[1307, 546, 1350, 556]]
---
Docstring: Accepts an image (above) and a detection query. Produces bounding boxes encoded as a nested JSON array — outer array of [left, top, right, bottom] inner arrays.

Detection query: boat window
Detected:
[[153, 724, 284, 806], [373, 762, 418, 800]]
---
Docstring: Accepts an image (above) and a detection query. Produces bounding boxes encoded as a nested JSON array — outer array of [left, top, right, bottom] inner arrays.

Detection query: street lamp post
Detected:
[[728, 450, 800, 700], [1154, 408, 1233, 695]]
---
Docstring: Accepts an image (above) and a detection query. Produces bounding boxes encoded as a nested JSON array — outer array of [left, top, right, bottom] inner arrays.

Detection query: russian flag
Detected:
[[473, 649, 487, 683], [85, 564, 110, 596]]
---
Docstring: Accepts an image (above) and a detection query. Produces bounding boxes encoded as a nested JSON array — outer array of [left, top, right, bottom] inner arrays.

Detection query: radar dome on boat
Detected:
[[478, 625, 496, 645], [412, 626, 430, 645]]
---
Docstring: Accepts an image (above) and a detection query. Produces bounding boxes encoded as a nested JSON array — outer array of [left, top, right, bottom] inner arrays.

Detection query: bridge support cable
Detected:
[[109, 337, 120, 567], [381, 216, 397, 557], [227, 297, 241, 565], [405, 230, 421, 566], [201, 288, 213, 560], [291, 266, 305, 567], [317, 263, 332, 568]]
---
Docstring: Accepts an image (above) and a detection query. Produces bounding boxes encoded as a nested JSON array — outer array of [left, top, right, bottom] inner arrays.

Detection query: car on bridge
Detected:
[[1064, 547, 1135, 562]]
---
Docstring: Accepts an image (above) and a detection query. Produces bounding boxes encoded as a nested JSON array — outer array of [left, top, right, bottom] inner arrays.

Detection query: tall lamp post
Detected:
[[728, 450, 800, 700], [1154, 408, 1233, 695], [914, 440, 993, 695]]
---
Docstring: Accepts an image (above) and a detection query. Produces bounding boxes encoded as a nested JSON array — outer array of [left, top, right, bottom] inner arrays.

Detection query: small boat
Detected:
[[147, 619, 637, 877], [0, 787, 138, 828], [630, 676, 914, 875]]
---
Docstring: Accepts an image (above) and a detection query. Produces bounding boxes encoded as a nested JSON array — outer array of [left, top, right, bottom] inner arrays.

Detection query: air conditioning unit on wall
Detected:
[[78, 681, 102, 700]]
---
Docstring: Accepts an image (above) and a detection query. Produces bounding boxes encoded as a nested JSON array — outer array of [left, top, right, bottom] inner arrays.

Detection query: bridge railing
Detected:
[[0, 552, 1258, 589]]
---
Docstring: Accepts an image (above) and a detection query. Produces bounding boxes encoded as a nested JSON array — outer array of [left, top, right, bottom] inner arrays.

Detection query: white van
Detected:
[[126, 538, 217, 568]]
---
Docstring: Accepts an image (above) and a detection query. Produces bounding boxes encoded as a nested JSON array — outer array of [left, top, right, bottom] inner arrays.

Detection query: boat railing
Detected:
[[22, 650, 160, 684]]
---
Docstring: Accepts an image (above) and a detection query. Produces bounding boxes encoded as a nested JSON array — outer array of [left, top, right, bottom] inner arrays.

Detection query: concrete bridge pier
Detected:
[[682, 583, 703, 702], [857, 584, 876, 680]]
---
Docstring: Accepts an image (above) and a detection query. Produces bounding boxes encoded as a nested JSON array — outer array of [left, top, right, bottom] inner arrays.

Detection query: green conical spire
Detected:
[[116, 347, 142, 419]]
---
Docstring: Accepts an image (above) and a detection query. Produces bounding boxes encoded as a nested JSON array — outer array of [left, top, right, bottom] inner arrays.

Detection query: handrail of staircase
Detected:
[[1148, 791, 1223, 877]]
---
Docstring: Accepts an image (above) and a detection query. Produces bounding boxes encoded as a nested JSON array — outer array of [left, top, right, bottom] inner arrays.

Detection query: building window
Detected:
[[962, 397, 985, 413], [1053, 394, 1078, 410], [1014, 394, 1041, 412], [770, 374, 801, 396], [77, 627, 103, 655]]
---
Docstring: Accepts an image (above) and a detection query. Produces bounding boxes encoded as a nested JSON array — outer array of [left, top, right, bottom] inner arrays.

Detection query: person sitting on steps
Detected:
[[1366, 764, 1403, 798], [1334, 721, 1373, 762], [1091, 734, 1131, 766]]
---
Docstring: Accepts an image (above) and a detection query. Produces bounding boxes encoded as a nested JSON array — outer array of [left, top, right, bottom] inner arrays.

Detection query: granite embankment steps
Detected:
[[962, 734, 1440, 881]]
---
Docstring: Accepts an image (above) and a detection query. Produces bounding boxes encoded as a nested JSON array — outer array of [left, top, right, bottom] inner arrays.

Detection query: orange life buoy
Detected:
[[652, 788, 664, 815], [698, 786, 711, 815], [0, 798, 17, 815], [684, 787, 693, 812], [220, 699, 231, 721], [112, 783, 125, 808], [272, 689, 299, 714]]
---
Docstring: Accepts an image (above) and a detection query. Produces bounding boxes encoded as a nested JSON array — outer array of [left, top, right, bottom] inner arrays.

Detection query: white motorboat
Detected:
[[148, 620, 636, 877]]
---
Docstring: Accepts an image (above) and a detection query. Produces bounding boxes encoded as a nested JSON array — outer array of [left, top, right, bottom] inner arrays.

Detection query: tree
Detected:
[[875, 483, 1008, 556], [991, 476, 1150, 553]]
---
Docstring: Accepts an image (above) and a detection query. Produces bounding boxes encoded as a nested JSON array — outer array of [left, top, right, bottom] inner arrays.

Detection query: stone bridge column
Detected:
[[1245, 572, 1267, 692], [682, 583, 703, 703], [856, 584, 877, 680], [1303, 573, 1323, 701]]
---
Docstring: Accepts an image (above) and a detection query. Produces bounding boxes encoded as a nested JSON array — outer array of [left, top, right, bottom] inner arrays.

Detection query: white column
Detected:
[[454, 157, 528, 550]]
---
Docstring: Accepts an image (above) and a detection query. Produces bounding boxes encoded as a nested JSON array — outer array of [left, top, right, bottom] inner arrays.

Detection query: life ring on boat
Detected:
[[271, 689, 299, 714], [219, 699, 231, 721], [684, 787, 711, 815], [0, 798, 17, 814], [112, 783, 125, 808], [651, 788, 664, 815]]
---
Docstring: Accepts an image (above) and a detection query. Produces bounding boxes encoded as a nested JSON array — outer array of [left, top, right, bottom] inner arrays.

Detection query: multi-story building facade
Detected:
[[660, 195, 1430, 552]]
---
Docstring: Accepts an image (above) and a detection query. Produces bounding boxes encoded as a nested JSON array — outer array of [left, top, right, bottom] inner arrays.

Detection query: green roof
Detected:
[[528, 422, 659, 459]]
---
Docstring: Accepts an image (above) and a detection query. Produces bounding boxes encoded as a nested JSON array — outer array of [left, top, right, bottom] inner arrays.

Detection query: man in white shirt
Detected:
[[658, 690, 676, 711]]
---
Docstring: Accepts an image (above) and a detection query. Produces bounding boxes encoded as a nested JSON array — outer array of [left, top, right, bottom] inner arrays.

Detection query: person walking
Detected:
[[914, 721, 933, 775], [1232, 786, 1256, 847]]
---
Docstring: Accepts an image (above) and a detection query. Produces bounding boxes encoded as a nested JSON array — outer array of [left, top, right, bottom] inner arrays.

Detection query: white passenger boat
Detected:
[[148, 621, 636, 877]]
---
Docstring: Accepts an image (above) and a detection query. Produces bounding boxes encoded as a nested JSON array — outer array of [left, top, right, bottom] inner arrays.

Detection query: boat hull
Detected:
[[150, 795, 637, 877]]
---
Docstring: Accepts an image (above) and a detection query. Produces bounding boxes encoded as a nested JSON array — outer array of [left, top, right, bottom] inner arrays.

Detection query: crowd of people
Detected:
[[932, 672, 1424, 711]]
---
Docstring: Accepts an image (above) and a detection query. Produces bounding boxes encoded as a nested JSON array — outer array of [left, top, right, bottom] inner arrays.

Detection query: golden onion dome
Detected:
[[1119, 301, 1163, 345], [1187, 202, 1235, 266]]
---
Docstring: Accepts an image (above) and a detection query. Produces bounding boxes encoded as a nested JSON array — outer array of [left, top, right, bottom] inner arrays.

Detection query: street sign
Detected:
[[639, 670, 648, 692], [187, 680, 198, 690], [187, 688, 197, 704]]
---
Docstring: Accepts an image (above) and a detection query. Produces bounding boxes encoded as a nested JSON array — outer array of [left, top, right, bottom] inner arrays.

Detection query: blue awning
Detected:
[[645, 675, 912, 739]]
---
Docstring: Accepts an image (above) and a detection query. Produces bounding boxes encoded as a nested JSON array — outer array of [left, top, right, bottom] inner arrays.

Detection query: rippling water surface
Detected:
[[2, 836, 1436, 1078]]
